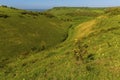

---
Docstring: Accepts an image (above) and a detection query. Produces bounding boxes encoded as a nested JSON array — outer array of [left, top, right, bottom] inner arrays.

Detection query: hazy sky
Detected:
[[0, 0, 120, 9]]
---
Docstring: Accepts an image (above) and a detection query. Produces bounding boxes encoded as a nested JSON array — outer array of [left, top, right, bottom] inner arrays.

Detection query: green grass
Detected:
[[0, 6, 70, 58], [78, 15, 120, 80], [1, 6, 120, 80]]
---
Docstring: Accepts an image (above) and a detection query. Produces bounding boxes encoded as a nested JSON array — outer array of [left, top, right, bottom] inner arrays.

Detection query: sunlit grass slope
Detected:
[[0, 6, 70, 57], [1, 7, 120, 80], [2, 15, 120, 80]]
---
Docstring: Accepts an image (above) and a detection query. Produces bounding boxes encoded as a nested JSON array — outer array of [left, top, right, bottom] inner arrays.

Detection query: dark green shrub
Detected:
[[10, 7, 17, 10], [19, 15, 25, 18], [66, 11, 100, 17], [31, 47, 37, 51], [73, 41, 89, 62], [21, 11, 39, 16], [39, 12, 55, 18], [39, 12, 44, 15], [61, 18, 72, 22], [87, 54, 95, 61], [1, 5, 7, 8], [22, 62, 27, 67], [0, 14, 9, 18], [44, 12, 55, 18], [105, 7, 120, 15]]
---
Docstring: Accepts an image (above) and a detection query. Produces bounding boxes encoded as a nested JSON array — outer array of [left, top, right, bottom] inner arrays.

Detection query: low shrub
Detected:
[[10, 7, 17, 10], [73, 41, 88, 62], [1, 5, 7, 8], [0, 14, 9, 18], [85, 53, 95, 63], [39, 12, 55, 18]]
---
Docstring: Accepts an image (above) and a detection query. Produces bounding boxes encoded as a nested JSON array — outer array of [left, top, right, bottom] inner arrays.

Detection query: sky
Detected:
[[0, 0, 120, 9]]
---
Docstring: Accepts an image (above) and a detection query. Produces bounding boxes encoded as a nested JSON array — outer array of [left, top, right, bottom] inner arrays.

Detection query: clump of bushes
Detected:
[[0, 5, 18, 10], [73, 40, 88, 62], [44, 13, 55, 18], [105, 7, 120, 15], [0, 14, 9, 18], [21, 11, 55, 18], [0, 5, 8, 8], [66, 11, 100, 17], [39, 12, 55, 18], [85, 53, 95, 63], [18, 15, 25, 18], [61, 18, 72, 22], [10, 7, 18, 10], [73, 40, 96, 64], [21, 11, 39, 16]]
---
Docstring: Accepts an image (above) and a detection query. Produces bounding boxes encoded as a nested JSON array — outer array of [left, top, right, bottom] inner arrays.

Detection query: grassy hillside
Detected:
[[1, 7, 120, 80], [47, 7, 104, 23], [0, 6, 70, 57]]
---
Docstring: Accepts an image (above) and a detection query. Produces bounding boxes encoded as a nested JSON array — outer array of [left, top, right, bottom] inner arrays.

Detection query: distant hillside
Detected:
[[46, 7, 104, 23], [0, 6, 70, 57], [25, 9, 47, 12]]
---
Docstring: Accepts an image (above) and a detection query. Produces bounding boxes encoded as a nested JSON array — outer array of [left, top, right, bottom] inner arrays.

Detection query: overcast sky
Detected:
[[0, 0, 120, 9]]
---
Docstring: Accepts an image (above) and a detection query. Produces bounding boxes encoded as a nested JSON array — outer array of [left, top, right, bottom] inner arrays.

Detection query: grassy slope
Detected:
[[1, 7, 120, 80], [47, 7, 104, 23], [0, 7, 70, 57]]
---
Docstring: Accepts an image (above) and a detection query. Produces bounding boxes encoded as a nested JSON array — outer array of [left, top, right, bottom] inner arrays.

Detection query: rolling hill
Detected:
[[0, 6, 70, 58], [47, 7, 104, 23], [1, 6, 120, 80]]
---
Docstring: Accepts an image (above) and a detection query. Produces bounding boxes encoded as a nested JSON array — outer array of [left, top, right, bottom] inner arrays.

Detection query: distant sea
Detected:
[[25, 9, 48, 12]]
